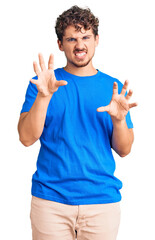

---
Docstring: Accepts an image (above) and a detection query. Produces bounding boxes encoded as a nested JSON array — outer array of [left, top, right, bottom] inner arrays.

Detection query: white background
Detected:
[[0, 0, 155, 239]]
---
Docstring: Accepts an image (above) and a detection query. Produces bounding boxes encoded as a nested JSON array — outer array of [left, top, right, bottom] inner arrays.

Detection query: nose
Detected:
[[75, 38, 85, 49]]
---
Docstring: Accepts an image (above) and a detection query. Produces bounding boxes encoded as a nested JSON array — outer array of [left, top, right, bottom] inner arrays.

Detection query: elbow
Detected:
[[18, 128, 38, 147], [19, 137, 32, 147], [118, 148, 132, 158], [113, 143, 132, 157], [119, 152, 129, 158], [17, 117, 38, 147], [19, 134, 37, 147]]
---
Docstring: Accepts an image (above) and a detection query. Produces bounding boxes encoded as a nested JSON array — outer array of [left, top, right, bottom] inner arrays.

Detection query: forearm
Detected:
[[18, 93, 53, 146], [111, 118, 134, 157]]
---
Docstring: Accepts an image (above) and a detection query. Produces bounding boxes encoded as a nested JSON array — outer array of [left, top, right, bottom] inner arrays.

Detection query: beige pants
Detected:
[[30, 196, 121, 240]]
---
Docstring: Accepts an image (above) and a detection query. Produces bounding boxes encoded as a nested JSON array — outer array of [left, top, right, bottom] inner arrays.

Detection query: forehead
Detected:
[[64, 25, 94, 38]]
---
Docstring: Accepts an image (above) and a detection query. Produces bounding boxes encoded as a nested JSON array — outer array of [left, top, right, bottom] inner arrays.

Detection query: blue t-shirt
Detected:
[[21, 68, 133, 205]]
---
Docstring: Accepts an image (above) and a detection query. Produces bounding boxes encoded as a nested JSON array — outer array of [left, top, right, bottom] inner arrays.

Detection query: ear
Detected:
[[57, 40, 64, 51], [95, 35, 99, 47]]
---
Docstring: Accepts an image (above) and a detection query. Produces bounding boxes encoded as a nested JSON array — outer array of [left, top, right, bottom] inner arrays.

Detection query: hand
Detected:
[[96, 80, 137, 121], [30, 53, 68, 97]]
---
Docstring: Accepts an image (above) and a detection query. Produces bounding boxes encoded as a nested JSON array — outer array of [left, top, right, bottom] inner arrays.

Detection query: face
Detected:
[[58, 25, 99, 68]]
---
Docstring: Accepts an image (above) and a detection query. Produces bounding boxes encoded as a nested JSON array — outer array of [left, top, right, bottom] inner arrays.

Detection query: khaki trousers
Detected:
[[30, 196, 121, 240]]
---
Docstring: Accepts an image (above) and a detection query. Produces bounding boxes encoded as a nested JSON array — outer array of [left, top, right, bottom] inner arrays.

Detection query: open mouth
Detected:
[[75, 52, 86, 57], [74, 50, 87, 59]]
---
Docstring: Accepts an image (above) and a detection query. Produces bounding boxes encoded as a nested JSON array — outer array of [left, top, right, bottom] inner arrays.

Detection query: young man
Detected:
[[18, 5, 137, 240]]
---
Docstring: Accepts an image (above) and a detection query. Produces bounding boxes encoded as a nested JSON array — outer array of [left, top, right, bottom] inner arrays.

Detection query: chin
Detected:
[[70, 59, 92, 68]]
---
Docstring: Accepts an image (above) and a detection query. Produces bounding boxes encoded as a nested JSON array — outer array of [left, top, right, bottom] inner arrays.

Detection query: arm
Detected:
[[97, 80, 137, 157], [18, 53, 68, 147], [111, 118, 134, 157], [18, 93, 53, 146]]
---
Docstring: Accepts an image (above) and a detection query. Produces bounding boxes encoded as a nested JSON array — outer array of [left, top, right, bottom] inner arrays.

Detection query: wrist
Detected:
[[111, 116, 126, 127], [37, 92, 53, 104], [37, 92, 53, 99]]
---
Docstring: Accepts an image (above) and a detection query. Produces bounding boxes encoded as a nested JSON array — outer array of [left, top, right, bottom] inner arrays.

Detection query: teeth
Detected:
[[75, 52, 86, 56]]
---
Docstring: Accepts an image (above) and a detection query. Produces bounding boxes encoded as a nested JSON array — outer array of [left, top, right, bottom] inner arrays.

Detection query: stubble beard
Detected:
[[69, 58, 92, 68]]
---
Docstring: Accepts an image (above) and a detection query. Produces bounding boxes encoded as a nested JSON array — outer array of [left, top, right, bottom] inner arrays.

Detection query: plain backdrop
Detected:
[[0, 0, 155, 239]]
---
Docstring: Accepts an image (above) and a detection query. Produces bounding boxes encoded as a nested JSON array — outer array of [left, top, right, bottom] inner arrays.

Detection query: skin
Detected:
[[18, 25, 137, 157], [57, 25, 99, 76], [97, 80, 137, 157], [18, 54, 68, 146]]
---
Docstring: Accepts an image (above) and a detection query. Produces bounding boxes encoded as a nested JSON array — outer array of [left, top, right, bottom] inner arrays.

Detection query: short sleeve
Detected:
[[20, 76, 38, 114], [125, 111, 133, 129], [116, 79, 133, 129]]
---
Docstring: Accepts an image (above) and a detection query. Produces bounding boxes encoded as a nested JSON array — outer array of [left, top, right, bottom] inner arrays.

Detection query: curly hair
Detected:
[[55, 5, 99, 42]]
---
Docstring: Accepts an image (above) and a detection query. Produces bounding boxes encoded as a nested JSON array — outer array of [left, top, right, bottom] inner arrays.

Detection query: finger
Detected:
[[126, 89, 133, 101], [33, 61, 40, 76], [113, 82, 118, 95], [129, 102, 138, 109], [96, 105, 110, 112], [121, 80, 129, 96], [48, 54, 54, 70], [38, 53, 46, 71], [30, 78, 38, 85], [55, 80, 68, 87]]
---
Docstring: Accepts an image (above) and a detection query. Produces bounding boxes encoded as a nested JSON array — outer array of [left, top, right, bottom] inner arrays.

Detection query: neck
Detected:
[[63, 62, 97, 76]]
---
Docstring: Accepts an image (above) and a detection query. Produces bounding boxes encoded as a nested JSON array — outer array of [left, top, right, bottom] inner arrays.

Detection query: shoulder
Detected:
[[54, 68, 64, 80], [98, 70, 122, 84], [98, 70, 123, 92]]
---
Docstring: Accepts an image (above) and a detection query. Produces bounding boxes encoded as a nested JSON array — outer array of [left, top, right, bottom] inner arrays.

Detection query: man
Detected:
[[18, 5, 137, 240]]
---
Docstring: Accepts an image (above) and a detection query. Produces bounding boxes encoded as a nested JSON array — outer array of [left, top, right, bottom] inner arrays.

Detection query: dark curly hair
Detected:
[[55, 5, 99, 42]]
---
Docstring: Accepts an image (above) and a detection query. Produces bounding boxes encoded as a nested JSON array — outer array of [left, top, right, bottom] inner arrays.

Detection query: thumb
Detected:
[[56, 80, 68, 87], [30, 78, 38, 85], [97, 105, 109, 112]]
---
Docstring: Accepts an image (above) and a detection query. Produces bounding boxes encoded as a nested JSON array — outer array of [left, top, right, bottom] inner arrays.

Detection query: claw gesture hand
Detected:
[[97, 80, 137, 121], [30, 53, 68, 97]]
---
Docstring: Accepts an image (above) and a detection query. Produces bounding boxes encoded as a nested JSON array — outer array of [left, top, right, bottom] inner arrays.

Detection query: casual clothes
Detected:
[[30, 196, 121, 240], [21, 68, 133, 205]]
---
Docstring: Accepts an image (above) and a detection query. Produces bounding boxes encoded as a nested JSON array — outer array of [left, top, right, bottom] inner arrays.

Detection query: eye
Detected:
[[67, 38, 76, 42], [83, 36, 90, 40]]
